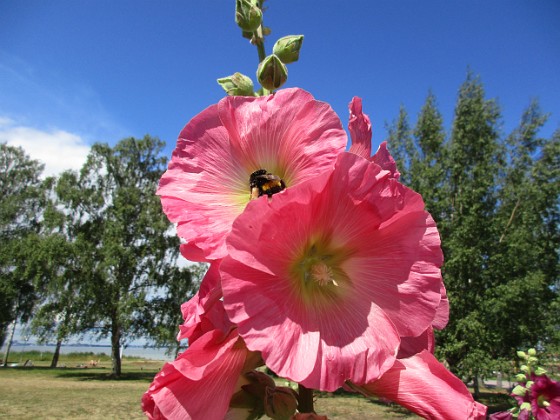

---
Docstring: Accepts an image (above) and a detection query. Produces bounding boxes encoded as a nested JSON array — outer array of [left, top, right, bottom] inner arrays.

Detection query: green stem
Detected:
[[297, 384, 315, 413], [255, 34, 266, 63], [253, 25, 269, 95]]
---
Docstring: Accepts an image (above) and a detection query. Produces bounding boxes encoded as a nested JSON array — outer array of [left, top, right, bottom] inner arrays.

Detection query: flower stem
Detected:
[[254, 30, 266, 63], [297, 384, 315, 413]]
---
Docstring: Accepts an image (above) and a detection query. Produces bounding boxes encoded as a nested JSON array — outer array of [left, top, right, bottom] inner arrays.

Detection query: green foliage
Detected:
[[41, 136, 181, 376], [387, 72, 560, 387], [140, 263, 207, 357], [0, 143, 44, 347]]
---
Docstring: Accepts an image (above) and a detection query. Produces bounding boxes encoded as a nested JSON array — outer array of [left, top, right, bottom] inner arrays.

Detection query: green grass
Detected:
[[0, 351, 518, 418], [0, 351, 162, 419]]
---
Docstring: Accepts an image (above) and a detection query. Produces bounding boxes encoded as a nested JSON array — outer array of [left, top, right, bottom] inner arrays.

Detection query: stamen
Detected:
[[310, 262, 338, 287]]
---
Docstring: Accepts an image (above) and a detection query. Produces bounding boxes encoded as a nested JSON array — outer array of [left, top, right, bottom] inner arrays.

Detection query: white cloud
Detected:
[[0, 119, 90, 177]]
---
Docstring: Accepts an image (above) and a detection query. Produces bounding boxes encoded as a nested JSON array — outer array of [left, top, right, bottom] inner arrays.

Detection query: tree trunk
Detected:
[[2, 319, 17, 367], [50, 339, 62, 368], [111, 317, 122, 377], [472, 372, 480, 400]]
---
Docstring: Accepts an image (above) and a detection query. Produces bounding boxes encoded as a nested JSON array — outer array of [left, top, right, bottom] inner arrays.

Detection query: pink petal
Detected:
[[221, 152, 444, 391], [432, 283, 449, 330], [371, 141, 400, 179], [354, 350, 487, 420], [158, 88, 347, 261], [142, 329, 250, 420], [397, 327, 435, 359], [348, 96, 372, 159], [178, 262, 232, 345]]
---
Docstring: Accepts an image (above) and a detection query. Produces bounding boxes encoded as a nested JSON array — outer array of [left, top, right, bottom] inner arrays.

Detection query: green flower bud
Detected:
[[272, 35, 304, 64], [520, 364, 529, 373], [515, 373, 527, 382], [235, 0, 262, 32], [517, 351, 528, 360], [217, 72, 255, 96], [520, 402, 531, 412], [256, 54, 288, 91], [534, 366, 548, 376], [525, 380, 534, 389], [512, 385, 527, 396], [528, 348, 537, 356], [528, 356, 539, 364], [264, 386, 298, 420]]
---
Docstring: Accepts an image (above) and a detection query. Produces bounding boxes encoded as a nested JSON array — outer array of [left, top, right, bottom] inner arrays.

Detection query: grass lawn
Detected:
[[0, 351, 514, 419]]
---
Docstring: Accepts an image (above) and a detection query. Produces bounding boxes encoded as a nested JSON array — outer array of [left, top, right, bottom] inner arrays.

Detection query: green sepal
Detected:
[[236, 0, 262, 32], [256, 54, 288, 91], [217, 72, 255, 96], [534, 366, 547, 376], [272, 35, 304, 64], [512, 385, 527, 396]]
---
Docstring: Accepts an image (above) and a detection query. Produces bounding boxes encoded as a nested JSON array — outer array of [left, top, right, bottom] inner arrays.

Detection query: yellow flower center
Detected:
[[290, 238, 352, 306]]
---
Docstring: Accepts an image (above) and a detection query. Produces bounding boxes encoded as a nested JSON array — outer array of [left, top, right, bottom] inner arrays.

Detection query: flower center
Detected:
[[309, 262, 338, 287], [249, 169, 286, 200], [537, 394, 550, 408]]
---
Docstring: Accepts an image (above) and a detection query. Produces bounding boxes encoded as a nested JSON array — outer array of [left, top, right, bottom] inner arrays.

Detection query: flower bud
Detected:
[[525, 380, 534, 389], [528, 356, 538, 364], [517, 351, 528, 360], [515, 373, 527, 382], [235, 0, 262, 32], [528, 348, 537, 356], [512, 385, 527, 396], [264, 386, 298, 419], [256, 54, 288, 91], [272, 35, 304, 64], [534, 366, 547, 376], [217, 72, 255, 96], [520, 364, 529, 373], [520, 402, 531, 412]]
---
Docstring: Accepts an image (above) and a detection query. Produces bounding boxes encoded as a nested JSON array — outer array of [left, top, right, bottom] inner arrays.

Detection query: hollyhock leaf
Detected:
[[158, 88, 347, 261], [221, 152, 444, 391], [142, 329, 252, 419], [348, 96, 372, 159], [353, 350, 487, 420]]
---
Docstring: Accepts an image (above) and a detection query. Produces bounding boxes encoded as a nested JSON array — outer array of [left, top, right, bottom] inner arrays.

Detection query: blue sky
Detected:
[[1, 0, 559, 176]]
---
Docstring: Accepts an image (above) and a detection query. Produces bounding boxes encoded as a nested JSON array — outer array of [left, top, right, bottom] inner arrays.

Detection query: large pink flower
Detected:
[[158, 88, 347, 261], [142, 327, 260, 419], [220, 151, 444, 391], [350, 350, 487, 419]]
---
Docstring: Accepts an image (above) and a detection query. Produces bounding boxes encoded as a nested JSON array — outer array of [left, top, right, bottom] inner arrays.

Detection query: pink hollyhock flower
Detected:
[[347, 96, 400, 180], [530, 374, 560, 419], [158, 88, 347, 261], [350, 350, 487, 420], [220, 151, 444, 391], [348, 96, 372, 159], [178, 262, 231, 345], [142, 327, 261, 419]]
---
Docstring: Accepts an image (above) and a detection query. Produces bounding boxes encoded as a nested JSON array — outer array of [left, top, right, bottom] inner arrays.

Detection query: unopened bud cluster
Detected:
[[220, 0, 305, 95]]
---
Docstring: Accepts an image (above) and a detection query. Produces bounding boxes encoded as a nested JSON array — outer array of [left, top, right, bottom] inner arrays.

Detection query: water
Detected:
[[2, 342, 176, 361]]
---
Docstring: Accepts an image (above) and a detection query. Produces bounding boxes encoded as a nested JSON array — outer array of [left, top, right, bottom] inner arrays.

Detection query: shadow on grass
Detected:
[[477, 390, 516, 415], [55, 369, 157, 382], [2, 366, 157, 382], [319, 389, 417, 418]]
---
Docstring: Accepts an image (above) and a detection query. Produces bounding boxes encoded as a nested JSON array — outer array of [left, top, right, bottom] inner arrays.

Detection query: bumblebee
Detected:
[[250, 169, 286, 200]]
